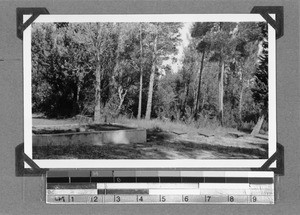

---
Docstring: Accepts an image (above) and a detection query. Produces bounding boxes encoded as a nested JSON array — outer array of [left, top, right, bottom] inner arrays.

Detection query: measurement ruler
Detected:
[[46, 171, 274, 204]]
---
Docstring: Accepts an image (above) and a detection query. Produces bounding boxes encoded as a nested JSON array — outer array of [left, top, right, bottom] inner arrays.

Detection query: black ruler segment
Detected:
[[181, 177, 205, 183], [137, 177, 159, 183], [70, 177, 91, 183], [47, 177, 69, 183], [114, 177, 136, 183], [205, 177, 226, 183], [225, 177, 249, 183], [160, 177, 181, 183], [91, 177, 114, 183]]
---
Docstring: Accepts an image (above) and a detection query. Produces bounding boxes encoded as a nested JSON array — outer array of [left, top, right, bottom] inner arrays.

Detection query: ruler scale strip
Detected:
[[46, 171, 274, 204]]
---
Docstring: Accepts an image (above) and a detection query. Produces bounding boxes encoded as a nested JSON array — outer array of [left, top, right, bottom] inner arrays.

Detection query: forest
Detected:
[[31, 21, 268, 133]]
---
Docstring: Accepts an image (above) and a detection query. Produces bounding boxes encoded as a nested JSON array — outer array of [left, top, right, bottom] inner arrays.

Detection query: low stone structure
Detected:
[[33, 124, 147, 146]]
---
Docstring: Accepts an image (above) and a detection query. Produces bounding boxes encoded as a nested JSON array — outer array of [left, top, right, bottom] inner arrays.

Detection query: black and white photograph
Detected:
[[23, 14, 276, 168], [2, 0, 300, 212]]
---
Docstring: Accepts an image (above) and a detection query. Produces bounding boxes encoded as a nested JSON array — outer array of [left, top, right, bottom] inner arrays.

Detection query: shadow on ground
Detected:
[[33, 128, 268, 160]]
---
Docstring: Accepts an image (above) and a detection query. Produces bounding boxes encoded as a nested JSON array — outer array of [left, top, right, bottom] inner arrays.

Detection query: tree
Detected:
[[145, 29, 157, 120], [107, 23, 144, 118], [251, 22, 268, 134], [53, 23, 92, 116], [31, 21, 267, 132], [145, 22, 182, 120], [176, 44, 198, 120], [153, 72, 179, 120], [190, 23, 213, 117], [71, 23, 118, 122], [230, 22, 264, 125], [137, 24, 144, 120], [200, 22, 238, 126], [32, 23, 75, 117]]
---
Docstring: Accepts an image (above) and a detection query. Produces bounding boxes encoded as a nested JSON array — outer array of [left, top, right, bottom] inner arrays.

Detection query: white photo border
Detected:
[[24, 14, 276, 169]]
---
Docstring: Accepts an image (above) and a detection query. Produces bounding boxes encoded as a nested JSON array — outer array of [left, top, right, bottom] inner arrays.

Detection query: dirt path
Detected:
[[32, 115, 268, 159], [33, 128, 268, 159]]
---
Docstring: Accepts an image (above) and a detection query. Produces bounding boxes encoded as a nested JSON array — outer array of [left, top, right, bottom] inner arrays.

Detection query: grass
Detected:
[[32, 114, 268, 160], [33, 127, 267, 159], [33, 113, 243, 136], [115, 116, 237, 136]]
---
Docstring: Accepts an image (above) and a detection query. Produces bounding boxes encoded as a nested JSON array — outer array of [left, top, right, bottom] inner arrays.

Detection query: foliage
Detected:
[[251, 22, 269, 118], [32, 21, 268, 132]]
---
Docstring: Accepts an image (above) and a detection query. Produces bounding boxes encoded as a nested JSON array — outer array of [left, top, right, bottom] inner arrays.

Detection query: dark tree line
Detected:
[[32, 21, 268, 132]]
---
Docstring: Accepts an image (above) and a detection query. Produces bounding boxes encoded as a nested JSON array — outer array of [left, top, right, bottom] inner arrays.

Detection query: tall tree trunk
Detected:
[[137, 24, 143, 120], [201, 80, 209, 111], [193, 85, 197, 111], [182, 80, 190, 116], [239, 81, 245, 123], [145, 65, 155, 120], [94, 64, 101, 123], [194, 49, 205, 118], [218, 60, 224, 126], [145, 34, 157, 120], [117, 86, 127, 115]]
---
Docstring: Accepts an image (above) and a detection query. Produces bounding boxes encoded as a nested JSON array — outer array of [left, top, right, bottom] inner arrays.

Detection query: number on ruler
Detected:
[[229, 196, 234, 202], [183, 196, 189, 202], [138, 196, 143, 202], [206, 195, 211, 202], [252, 196, 257, 202], [161, 196, 166, 202], [116, 177, 121, 183], [115, 196, 121, 202], [91, 196, 98, 202], [70, 196, 74, 202]]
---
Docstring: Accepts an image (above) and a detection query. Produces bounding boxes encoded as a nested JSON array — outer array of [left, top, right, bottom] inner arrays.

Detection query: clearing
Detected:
[[32, 115, 268, 159]]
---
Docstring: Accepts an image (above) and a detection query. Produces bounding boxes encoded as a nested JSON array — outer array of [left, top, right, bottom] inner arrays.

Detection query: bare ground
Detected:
[[32, 115, 268, 159]]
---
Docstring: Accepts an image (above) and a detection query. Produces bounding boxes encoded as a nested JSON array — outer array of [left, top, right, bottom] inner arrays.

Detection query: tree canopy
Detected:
[[32, 21, 268, 132]]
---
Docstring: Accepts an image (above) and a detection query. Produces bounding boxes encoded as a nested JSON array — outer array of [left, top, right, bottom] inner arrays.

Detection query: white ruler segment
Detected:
[[100, 183, 199, 189]]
